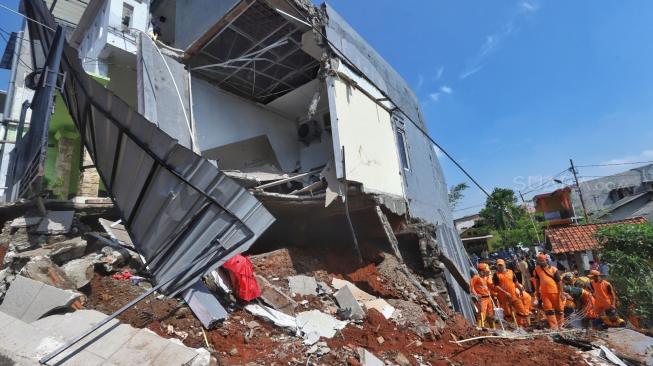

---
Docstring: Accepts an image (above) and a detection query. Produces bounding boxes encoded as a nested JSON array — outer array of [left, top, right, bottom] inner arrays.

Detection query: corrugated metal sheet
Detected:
[[23, 0, 275, 296]]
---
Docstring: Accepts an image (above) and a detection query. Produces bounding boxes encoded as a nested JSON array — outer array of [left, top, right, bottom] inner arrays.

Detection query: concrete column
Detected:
[[78, 148, 100, 197], [53, 137, 75, 199]]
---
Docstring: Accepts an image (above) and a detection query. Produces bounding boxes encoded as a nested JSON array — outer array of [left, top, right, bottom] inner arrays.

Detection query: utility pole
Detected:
[[570, 158, 590, 223], [519, 190, 542, 244]]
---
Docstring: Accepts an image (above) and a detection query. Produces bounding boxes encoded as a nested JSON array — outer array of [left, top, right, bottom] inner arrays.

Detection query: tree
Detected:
[[595, 223, 653, 324], [448, 182, 469, 210], [479, 188, 544, 249]]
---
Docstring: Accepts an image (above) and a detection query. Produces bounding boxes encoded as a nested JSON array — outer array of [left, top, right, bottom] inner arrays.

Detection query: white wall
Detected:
[[192, 77, 300, 172], [328, 76, 404, 197]]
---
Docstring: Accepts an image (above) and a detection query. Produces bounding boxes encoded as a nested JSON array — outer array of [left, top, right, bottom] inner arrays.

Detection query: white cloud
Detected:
[[519, 1, 539, 13], [416, 74, 425, 91], [440, 85, 453, 94], [459, 66, 483, 79], [429, 92, 441, 102], [601, 150, 653, 165], [435, 66, 444, 81]]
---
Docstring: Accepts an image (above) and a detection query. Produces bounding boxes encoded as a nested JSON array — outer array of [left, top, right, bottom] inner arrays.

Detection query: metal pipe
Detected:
[[341, 146, 363, 264]]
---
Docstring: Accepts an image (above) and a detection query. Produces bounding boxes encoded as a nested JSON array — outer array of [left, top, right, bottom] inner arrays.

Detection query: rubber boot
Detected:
[[556, 313, 564, 328]]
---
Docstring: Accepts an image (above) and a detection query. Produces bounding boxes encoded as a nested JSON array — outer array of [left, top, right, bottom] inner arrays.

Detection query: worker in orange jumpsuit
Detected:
[[516, 287, 532, 326], [563, 285, 597, 328], [588, 270, 617, 316], [493, 259, 529, 326], [470, 263, 494, 328], [533, 253, 564, 329]]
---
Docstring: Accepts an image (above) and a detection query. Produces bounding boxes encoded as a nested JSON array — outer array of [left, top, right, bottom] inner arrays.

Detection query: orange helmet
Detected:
[[477, 263, 489, 271], [537, 253, 548, 261], [496, 259, 505, 266]]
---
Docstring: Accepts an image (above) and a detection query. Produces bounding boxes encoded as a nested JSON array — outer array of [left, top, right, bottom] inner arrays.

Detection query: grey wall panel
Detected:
[[174, 0, 241, 50], [23, 0, 275, 297]]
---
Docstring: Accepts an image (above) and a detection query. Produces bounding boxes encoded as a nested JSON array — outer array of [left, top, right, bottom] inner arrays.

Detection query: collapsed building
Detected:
[[1, 0, 474, 338]]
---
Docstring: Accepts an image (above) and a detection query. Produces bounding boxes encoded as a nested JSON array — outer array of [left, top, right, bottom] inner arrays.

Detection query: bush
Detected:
[[595, 222, 653, 323]]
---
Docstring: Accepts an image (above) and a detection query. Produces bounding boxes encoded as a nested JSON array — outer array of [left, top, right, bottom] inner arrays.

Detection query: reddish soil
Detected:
[[344, 262, 399, 298]]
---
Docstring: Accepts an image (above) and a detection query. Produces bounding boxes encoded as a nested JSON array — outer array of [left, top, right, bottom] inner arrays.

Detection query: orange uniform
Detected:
[[493, 269, 528, 324], [591, 279, 616, 315], [533, 265, 564, 329], [470, 274, 493, 326]]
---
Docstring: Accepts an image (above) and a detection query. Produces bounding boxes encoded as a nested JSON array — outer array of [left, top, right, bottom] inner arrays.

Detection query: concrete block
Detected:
[[47, 237, 87, 265], [256, 275, 296, 315], [358, 348, 384, 366], [10, 215, 42, 228], [0, 275, 81, 322], [20, 256, 76, 289], [288, 275, 318, 296], [61, 256, 96, 289], [35, 210, 74, 234], [104, 328, 171, 366], [0, 310, 16, 329], [363, 299, 395, 319], [334, 285, 365, 320]]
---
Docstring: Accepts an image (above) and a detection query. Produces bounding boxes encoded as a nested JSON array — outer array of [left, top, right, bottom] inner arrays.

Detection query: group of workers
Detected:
[[470, 252, 623, 330]]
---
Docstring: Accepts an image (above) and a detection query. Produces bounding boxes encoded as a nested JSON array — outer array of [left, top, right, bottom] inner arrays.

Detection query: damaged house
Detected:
[[1, 0, 474, 337]]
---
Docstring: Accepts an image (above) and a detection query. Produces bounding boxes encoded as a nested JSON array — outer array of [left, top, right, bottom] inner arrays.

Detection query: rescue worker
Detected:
[[598, 308, 626, 329], [563, 285, 597, 328], [533, 252, 564, 329], [588, 270, 617, 316], [470, 263, 494, 328], [493, 259, 529, 326]]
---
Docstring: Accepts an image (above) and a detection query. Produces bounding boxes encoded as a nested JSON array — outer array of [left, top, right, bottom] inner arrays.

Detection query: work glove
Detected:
[[471, 294, 480, 302]]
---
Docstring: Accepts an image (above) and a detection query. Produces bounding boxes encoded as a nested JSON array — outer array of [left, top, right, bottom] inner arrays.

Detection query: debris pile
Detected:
[[0, 205, 649, 365]]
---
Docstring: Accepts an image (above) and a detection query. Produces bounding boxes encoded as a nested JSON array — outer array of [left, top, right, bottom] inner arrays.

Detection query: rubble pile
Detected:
[[0, 207, 630, 365]]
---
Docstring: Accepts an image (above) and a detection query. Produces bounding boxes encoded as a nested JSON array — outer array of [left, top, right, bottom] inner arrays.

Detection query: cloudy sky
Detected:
[[1, 0, 652, 218]]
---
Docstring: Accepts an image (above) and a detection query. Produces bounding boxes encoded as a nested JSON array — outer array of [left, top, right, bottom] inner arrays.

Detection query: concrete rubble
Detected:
[[0, 207, 648, 365]]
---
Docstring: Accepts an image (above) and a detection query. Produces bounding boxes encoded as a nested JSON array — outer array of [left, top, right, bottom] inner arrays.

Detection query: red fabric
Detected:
[[222, 254, 260, 301]]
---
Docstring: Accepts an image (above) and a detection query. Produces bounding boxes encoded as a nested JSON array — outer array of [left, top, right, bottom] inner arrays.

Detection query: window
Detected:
[[396, 127, 410, 171], [609, 186, 635, 202], [122, 3, 134, 29]]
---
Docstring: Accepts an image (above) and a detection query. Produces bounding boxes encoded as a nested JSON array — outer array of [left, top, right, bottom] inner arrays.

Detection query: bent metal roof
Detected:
[[545, 217, 647, 254]]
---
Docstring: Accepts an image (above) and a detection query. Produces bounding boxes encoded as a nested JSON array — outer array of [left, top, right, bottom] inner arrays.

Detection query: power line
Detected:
[[576, 160, 653, 168], [0, 3, 55, 32], [453, 203, 485, 212]]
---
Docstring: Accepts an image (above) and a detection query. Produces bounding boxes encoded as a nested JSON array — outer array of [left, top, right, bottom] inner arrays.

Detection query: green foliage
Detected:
[[448, 182, 469, 209], [476, 188, 544, 250], [595, 223, 653, 322]]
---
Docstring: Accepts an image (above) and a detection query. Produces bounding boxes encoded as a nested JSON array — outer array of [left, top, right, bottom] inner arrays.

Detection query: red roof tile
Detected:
[[545, 217, 647, 254]]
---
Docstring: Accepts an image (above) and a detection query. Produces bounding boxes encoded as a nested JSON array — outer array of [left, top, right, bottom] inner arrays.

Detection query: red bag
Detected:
[[222, 254, 260, 301]]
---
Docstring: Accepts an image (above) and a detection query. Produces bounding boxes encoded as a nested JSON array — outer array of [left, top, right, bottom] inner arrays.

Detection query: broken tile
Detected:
[[317, 281, 333, 295], [296, 310, 347, 339], [34, 210, 74, 234], [257, 275, 297, 315], [245, 304, 297, 330], [99, 218, 134, 248], [334, 285, 365, 320], [288, 275, 318, 296], [331, 278, 376, 302], [0, 275, 81, 322], [363, 299, 395, 319]]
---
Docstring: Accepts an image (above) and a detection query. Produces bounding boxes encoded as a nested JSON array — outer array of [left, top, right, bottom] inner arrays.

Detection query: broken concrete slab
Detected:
[[99, 218, 134, 248], [61, 256, 96, 289], [288, 275, 318, 296], [296, 310, 347, 339], [363, 298, 395, 319], [334, 285, 365, 320], [331, 278, 376, 302], [358, 348, 384, 366], [47, 237, 87, 265], [10, 215, 42, 228], [35, 210, 74, 234], [0, 275, 81, 322], [318, 281, 333, 295], [595, 328, 653, 366], [257, 275, 297, 315], [20, 256, 76, 289], [183, 281, 228, 329]]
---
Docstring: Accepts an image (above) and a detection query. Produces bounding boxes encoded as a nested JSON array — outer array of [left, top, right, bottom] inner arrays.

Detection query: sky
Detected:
[[1, 1, 653, 218]]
